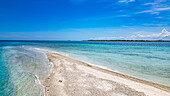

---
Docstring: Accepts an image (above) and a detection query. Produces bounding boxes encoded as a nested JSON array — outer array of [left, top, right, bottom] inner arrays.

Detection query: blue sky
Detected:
[[0, 0, 170, 40]]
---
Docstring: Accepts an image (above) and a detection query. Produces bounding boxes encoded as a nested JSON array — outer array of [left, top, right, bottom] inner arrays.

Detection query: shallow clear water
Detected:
[[0, 42, 52, 96], [0, 41, 170, 95]]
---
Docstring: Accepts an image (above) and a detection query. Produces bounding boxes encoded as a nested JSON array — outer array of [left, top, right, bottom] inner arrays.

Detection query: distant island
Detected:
[[84, 40, 170, 42]]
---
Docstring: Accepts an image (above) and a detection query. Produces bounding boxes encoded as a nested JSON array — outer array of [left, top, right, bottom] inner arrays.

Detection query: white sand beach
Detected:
[[42, 53, 170, 96]]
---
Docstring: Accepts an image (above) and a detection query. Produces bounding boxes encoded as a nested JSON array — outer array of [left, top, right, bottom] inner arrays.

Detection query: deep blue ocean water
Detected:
[[0, 40, 170, 96]]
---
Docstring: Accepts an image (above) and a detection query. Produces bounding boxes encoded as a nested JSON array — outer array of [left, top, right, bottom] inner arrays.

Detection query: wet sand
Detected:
[[43, 53, 170, 96]]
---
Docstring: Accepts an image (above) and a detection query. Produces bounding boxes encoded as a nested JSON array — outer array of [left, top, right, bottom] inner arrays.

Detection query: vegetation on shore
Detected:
[[84, 40, 170, 42]]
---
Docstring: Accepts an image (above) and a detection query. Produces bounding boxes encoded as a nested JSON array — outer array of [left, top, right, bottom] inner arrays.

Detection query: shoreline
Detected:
[[44, 52, 170, 96]]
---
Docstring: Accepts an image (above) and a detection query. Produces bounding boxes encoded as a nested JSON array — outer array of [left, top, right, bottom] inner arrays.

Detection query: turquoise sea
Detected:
[[0, 40, 170, 96]]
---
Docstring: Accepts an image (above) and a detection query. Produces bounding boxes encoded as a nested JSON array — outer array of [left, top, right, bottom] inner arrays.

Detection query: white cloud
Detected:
[[136, 7, 170, 14], [143, 3, 156, 5], [118, 0, 135, 3], [156, 7, 170, 11], [136, 10, 158, 14], [137, 0, 170, 14], [130, 28, 170, 40], [91, 28, 170, 40]]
